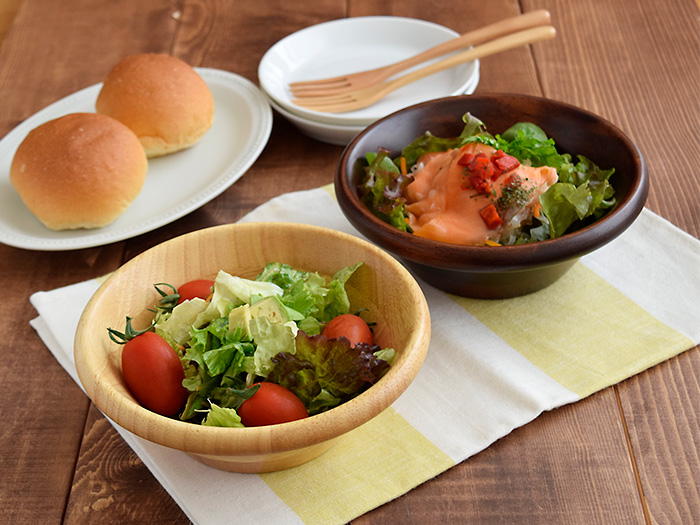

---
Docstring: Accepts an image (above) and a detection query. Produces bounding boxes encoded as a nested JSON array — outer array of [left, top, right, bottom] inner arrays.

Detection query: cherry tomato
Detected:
[[177, 279, 215, 303], [121, 331, 188, 416], [237, 383, 308, 427], [322, 313, 373, 347]]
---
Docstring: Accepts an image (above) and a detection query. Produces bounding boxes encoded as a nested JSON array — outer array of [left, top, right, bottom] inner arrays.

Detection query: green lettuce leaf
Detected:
[[400, 112, 487, 169], [194, 270, 283, 327], [266, 332, 391, 415], [202, 402, 245, 428], [357, 150, 414, 232], [179, 315, 256, 421], [250, 316, 296, 377], [256, 262, 362, 329], [154, 297, 208, 346]]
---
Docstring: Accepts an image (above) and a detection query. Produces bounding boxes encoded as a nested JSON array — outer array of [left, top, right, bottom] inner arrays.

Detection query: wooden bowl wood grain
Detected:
[[74, 222, 430, 472]]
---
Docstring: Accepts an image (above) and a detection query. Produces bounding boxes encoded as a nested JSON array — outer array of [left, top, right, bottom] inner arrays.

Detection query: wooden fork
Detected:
[[291, 25, 556, 114], [289, 10, 551, 98]]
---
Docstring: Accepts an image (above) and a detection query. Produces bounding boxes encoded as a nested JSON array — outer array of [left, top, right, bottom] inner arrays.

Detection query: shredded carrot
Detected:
[[533, 202, 541, 218], [484, 239, 501, 246], [400, 156, 407, 175]]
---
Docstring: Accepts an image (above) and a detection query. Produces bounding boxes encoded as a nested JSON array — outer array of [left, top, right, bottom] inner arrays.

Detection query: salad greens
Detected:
[[267, 332, 391, 415], [153, 262, 394, 426], [358, 113, 617, 243]]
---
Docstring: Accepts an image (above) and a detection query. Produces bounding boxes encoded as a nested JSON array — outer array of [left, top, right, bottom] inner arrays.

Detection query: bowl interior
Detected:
[[337, 94, 648, 272], [74, 222, 430, 470]]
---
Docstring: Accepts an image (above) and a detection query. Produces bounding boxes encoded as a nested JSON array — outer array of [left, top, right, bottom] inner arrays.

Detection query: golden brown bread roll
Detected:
[[10, 112, 148, 231], [95, 53, 215, 158]]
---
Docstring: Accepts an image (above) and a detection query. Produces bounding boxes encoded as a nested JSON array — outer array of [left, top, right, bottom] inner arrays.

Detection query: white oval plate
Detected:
[[259, 16, 479, 127], [0, 68, 272, 251]]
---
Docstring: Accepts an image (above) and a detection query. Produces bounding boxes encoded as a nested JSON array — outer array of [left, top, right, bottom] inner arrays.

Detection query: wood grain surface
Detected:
[[0, 0, 697, 523]]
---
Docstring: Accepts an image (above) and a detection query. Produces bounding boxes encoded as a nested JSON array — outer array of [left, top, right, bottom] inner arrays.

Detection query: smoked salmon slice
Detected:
[[405, 143, 558, 245]]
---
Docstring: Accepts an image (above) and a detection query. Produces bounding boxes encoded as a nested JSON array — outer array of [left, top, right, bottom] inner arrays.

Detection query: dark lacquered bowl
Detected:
[[335, 94, 648, 299]]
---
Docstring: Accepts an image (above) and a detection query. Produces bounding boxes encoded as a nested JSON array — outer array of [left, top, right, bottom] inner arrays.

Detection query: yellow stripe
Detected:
[[95, 273, 112, 285], [321, 183, 336, 200], [449, 263, 694, 398], [261, 407, 454, 524]]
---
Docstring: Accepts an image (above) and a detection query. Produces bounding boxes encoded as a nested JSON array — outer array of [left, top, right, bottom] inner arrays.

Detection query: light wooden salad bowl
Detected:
[[74, 222, 430, 473]]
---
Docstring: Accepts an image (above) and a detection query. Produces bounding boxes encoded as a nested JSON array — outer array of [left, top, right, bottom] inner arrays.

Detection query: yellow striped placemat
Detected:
[[30, 185, 699, 525]]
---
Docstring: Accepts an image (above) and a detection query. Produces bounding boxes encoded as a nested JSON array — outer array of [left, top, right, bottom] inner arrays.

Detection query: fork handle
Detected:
[[380, 10, 552, 80], [381, 25, 557, 96]]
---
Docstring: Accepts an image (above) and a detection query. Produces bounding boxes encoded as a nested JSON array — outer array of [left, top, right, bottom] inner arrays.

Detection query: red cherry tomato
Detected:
[[121, 331, 188, 416], [237, 383, 308, 427], [322, 313, 373, 347], [177, 279, 215, 303]]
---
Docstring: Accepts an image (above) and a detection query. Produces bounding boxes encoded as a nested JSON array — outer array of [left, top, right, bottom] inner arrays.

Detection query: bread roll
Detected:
[[10, 113, 148, 231], [95, 53, 215, 157]]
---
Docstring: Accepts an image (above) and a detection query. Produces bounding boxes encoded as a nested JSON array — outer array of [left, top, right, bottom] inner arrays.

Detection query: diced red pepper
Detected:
[[468, 153, 494, 178], [457, 153, 474, 166], [492, 150, 520, 174], [461, 150, 519, 193], [460, 153, 494, 194], [479, 204, 503, 229], [470, 175, 491, 194]]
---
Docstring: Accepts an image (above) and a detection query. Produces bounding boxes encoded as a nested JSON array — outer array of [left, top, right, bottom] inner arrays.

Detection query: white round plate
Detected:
[[264, 90, 364, 146], [0, 68, 272, 251], [259, 17, 480, 127], [265, 66, 480, 146]]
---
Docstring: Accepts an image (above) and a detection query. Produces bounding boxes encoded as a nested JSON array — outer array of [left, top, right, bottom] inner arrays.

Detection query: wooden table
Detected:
[[1, 1, 697, 523]]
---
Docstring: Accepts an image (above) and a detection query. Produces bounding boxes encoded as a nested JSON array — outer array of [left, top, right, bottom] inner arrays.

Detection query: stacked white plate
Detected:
[[258, 17, 480, 146]]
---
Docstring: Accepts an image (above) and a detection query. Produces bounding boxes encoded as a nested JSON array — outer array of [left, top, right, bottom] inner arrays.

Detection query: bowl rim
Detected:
[[335, 93, 649, 270], [74, 221, 431, 456]]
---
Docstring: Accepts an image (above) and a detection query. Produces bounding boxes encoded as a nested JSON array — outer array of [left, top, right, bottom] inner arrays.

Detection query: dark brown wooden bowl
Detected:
[[335, 94, 648, 299]]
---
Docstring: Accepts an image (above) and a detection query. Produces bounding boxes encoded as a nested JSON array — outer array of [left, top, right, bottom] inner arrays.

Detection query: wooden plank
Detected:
[[0, 247, 123, 523], [64, 405, 189, 523], [0, 0, 21, 44], [617, 347, 700, 524], [173, 0, 348, 81], [0, 0, 179, 135], [526, 0, 700, 238], [0, 291, 89, 523], [348, 0, 543, 96]]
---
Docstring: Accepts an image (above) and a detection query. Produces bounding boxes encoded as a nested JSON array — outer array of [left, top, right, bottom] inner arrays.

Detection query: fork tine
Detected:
[[288, 76, 350, 90], [291, 93, 355, 105], [292, 100, 358, 112], [291, 99, 356, 110], [290, 83, 353, 97]]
